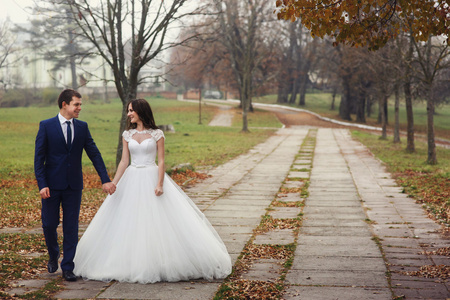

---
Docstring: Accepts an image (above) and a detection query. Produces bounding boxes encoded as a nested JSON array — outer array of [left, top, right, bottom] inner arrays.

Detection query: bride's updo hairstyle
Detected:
[[126, 99, 159, 130]]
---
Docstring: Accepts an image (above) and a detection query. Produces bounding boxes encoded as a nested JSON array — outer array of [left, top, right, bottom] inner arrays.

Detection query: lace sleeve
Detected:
[[122, 130, 131, 142], [152, 129, 165, 141]]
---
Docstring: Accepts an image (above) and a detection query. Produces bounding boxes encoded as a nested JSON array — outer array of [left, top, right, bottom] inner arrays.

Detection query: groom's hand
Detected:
[[102, 182, 116, 195], [39, 187, 50, 199]]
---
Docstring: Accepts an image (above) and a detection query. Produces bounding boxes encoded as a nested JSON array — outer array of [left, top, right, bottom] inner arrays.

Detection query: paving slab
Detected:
[[287, 172, 309, 179], [302, 206, 366, 215], [206, 204, 268, 212], [301, 218, 367, 227], [276, 193, 303, 202], [205, 217, 261, 227], [294, 159, 311, 165], [296, 235, 375, 246], [306, 194, 360, 201], [253, 229, 296, 245], [392, 283, 450, 300], [240, 259, 284, 281], [283, 286, 391, 300], [269, 207, 302, 219], [291, 255, 387, 272], [203, 210, 265, 219], [304, 200, 362, 207], [98, 281, 220, 299], [299, 225, 371, 236], [294, 243, 382, 257], [285, 270, 388, 287], [282, 181, 305, 189], [6, 279, 51, 296]]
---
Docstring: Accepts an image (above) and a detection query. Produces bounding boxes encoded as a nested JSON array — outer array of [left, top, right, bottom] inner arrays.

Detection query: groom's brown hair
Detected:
[[58, 89, 82, 108]]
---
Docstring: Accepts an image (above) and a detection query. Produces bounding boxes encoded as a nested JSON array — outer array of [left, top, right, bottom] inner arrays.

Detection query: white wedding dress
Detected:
[[73, 129, 232, 283]]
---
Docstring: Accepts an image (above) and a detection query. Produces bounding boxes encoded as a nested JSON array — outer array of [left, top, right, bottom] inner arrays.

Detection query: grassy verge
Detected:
[[352, 131, 450, 225]]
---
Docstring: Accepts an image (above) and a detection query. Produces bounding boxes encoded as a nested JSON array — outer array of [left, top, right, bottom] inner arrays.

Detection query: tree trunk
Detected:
[[404, 80, 415, 152], [277, 85, 287, 103], [288, 75, 298, 104], [330, 88, 336, 110], [404, 35, 415, 152], [356, 95, 366, 123], [379, 96, 387, 139], [339, 77, 352, 121], [366, 96, 373, 117], [241, 73, 251, 132], [298, 73, 307, 106], [66, 10, 78, 89], [426, 85, 437, 164], [198, 87, 202, 125], [115, 85, 137, 167], [393, 85, 400, 143], [115, 103, 129, 167]]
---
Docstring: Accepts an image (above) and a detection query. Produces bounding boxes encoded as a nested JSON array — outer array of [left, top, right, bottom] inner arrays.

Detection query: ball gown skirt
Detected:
[[73, 163, 232, 283]]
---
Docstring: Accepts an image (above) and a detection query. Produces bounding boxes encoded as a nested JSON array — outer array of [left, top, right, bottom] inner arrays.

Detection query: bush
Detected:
[[0, 89, 34, 107], [41, 88, 60, 106]]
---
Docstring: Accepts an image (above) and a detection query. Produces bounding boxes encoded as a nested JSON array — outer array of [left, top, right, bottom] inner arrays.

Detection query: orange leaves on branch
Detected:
[[275, 0, 449, 50]]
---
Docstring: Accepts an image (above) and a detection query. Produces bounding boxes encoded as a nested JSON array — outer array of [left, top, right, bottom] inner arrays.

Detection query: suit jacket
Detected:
[[34, 115, 111, 191]]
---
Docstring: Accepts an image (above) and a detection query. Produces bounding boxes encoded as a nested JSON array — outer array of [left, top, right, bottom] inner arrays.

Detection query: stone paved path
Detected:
[[208, 105, 234, 127], [6, 127, 449, 299]]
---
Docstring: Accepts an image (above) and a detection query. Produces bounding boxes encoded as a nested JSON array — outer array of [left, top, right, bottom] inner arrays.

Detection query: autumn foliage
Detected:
[[275, 0, 449, 49]]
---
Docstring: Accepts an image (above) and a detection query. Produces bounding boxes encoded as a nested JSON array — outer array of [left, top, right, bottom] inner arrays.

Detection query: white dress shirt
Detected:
[[58, 113, 74, 144]]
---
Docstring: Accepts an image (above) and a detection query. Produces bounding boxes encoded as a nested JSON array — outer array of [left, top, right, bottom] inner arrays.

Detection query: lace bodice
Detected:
[[122, 129, 165, 167]]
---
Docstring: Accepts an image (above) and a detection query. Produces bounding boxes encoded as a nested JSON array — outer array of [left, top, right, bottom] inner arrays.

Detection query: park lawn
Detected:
[[352, 131, 450, 225], [254, 93, 450, 140]]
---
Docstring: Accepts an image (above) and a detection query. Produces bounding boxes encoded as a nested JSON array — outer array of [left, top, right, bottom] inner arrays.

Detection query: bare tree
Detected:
[[411, 36, 450, 164], [213, 0, 273, 132], [16, 3, 92, 90], [61, 0, 200, 165]]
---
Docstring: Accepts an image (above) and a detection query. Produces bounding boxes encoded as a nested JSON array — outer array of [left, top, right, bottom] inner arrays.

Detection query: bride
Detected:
[[73, 99, 232, 283]]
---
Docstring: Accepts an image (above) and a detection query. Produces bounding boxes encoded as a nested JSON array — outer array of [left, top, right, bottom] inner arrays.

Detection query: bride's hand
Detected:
[[155, 185, 163, 196]]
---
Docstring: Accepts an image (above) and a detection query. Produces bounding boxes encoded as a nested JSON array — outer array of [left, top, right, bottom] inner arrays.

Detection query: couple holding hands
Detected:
[[34, 89, 231, 283]]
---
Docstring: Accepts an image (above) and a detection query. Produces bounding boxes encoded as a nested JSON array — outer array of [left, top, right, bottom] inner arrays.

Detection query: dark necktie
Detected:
[[66, 121, 72, 149]]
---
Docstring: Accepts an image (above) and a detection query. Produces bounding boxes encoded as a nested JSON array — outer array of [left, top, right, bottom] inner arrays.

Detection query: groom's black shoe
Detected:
[[62, 270, 77, 281], [47, 254, 60, 273]]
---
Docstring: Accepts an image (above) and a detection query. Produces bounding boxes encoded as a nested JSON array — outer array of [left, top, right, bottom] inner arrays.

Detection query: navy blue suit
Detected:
[[34, 115, 111, 271]]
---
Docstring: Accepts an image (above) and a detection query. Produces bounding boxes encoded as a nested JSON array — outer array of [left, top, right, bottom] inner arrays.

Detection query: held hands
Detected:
[[102, 182, 116, 195], [155, 185, 164, 197]]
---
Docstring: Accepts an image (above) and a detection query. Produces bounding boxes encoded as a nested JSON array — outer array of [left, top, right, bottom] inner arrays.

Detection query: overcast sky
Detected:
[[0, 0, 34, 23]]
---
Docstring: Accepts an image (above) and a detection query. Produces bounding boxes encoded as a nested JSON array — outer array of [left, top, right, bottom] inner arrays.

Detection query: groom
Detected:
[[34, 89, 116, 281]]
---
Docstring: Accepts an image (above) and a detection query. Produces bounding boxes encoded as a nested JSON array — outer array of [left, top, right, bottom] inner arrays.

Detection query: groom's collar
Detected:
[[58, 113, 73, 125]]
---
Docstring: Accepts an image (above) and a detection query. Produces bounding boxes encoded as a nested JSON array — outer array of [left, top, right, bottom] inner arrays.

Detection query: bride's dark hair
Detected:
[[126, 99, 159, 130]]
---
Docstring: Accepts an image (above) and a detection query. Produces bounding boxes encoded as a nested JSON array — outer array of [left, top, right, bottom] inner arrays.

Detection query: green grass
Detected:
[[352, 131, 450, 174], [254, 93, 450, 139]]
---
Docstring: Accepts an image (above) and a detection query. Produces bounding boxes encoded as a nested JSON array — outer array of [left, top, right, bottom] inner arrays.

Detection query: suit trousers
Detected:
[[41, 188, 82, 271]]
